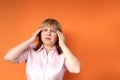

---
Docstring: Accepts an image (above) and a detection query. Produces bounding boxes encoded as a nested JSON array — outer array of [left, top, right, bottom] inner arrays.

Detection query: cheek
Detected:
[[52, 34, 58, 40], [41, 31, 47, 36], [41, 31, 45, 35], [41, 32, 45, 39]]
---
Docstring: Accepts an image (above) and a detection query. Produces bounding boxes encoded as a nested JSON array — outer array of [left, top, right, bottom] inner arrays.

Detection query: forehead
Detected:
[[43, 27, 57, 30], [43, 24, 57, 29]]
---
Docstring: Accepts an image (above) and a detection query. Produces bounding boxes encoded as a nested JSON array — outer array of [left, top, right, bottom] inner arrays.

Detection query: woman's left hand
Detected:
[[57, 31, 80, 74], [57, 31, 65, 46]]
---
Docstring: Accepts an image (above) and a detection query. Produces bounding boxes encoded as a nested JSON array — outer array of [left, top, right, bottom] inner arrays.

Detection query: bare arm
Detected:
[[4, 29, 42, 63], [57, 31, 80, 73]]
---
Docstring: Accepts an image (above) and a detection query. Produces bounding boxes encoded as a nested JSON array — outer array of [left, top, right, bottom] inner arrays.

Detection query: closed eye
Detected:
[[42, 29, 48, 31], [51, 30, 56, 33]]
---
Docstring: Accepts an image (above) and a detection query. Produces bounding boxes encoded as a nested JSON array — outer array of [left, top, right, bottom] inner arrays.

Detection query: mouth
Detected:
[[45, 37, 51, 40]]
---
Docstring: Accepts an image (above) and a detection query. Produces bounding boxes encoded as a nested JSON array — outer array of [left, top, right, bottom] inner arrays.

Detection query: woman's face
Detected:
[[41, 26, 58, 47]]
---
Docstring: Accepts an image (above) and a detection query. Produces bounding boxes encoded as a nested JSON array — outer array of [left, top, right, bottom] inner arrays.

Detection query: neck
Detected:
[[43, 44, 54, 54]]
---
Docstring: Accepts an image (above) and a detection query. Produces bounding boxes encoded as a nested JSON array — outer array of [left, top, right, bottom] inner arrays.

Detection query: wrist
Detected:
[[25, 39, 33, 45], [60, 43, 67, 49]]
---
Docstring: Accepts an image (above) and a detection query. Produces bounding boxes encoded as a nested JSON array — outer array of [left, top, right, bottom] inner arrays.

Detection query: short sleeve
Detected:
[[17, 44, 35, 63]]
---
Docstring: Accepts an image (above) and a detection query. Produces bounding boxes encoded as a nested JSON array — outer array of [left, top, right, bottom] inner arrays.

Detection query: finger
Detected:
[[38, 28, 43, 32], [56, 30, 60, 34], [57, 30, 60, 37], [57, 31, 65, 41], [32, 28, 42, 37], [57, 30, 63, 35], [36, 28, 43, 34]]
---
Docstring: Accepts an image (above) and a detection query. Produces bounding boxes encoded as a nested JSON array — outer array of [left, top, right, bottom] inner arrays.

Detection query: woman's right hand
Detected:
[[4, 28, 43, 63], [28, 28, 43, 43]]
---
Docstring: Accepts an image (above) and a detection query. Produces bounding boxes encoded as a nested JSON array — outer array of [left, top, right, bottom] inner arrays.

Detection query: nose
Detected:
[[47, 30, 51, 36]]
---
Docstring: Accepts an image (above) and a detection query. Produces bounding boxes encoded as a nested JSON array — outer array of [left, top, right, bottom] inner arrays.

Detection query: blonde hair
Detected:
[[40, 18, 62, 32]]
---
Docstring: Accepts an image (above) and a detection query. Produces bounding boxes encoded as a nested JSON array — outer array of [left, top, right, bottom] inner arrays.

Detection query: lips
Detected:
[[45, 37, 51, 40]]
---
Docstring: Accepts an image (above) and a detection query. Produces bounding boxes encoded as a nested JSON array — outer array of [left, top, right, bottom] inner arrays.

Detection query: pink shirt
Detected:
[[17, 44, 66, 80]]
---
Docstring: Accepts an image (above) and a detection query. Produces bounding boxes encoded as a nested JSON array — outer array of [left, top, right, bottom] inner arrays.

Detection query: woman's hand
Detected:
[[57, 30, 80, 73], [4, 28, 43, 63], [57, 30, 65, 46], [28, 28, 43, 43]]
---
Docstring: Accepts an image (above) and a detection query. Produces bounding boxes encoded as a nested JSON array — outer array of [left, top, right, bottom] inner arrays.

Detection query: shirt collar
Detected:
[[36, 45, 44, 52], [36, 45, 57, 53]]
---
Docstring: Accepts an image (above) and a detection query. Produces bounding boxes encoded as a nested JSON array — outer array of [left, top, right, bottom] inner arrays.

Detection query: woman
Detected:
[[4, 18, 80, 80]]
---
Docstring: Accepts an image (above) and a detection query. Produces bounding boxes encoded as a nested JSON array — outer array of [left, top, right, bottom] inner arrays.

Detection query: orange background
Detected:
[[0, 0, 120, 80]]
